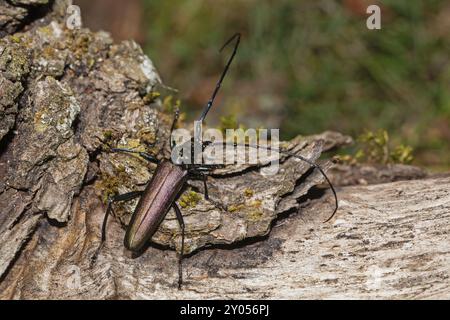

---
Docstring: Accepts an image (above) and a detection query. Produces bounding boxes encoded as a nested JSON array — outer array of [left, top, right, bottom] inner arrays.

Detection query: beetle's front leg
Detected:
[[202, 174, 209, 200], [173, 202, 185, 289], [188, 171, 210, 200], [111, 148, 159, 164], [188, 170, 230, 213], [90, 191, 143, 267], [192, 171, 211, 200]]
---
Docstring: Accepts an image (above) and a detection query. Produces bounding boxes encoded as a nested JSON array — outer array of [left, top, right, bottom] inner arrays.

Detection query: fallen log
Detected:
[[0, 0, 449, 300]]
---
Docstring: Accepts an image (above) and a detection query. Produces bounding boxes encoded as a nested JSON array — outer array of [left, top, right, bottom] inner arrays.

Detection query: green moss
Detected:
[[178, 190, 202, 208], [227, 199, 263, 220], [244, 188, 254, 197], [340, 129, 414, 165], [10, 35, 21, 43], [1, 45, 30, 80], [162, 95, 181, 113], [34, 109, 49, 132], [391, 144, 414, 164], [87, 57, 96, 69], [247, 210, 264, 221], [71, 33, 92, 60], [116, 164, 126, 173], [38, 25, 54, 36], [219, 114, 238, 133], [137, 128, 156, 145], [249, 199, 262, 207], [42, 45, 56, 58], [97, 164, 134, 204], [219, 114, 248, 136], [143, 91, 161, 104], [98, 173, 121, 204], [228, 203, 245, 213], [103, 130, 113, 140], [118, 138, 145, 151]]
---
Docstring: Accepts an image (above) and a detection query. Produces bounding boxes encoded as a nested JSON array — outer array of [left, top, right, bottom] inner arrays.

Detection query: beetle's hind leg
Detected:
[[90, 191, 143, 267], [173, 203, 185, 289]]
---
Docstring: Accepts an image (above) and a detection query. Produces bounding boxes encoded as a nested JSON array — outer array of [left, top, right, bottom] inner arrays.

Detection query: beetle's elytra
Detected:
[[124, 160, 188, 252]]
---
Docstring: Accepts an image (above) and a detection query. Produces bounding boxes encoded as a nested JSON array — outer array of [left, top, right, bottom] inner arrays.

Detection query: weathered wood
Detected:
[[0, 176, 449, 299], [0, 0, 449, 300]]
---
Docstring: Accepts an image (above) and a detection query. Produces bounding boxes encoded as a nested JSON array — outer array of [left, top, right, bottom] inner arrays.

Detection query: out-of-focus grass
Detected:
[[142, 0, 450, 170]]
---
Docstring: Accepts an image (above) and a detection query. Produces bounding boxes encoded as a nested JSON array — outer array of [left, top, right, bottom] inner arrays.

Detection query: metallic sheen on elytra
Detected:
[[124, 161, 188, 251]]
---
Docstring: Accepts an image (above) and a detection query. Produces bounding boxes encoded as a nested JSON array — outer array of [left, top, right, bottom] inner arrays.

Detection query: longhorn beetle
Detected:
[[92, 33, 338, 289]]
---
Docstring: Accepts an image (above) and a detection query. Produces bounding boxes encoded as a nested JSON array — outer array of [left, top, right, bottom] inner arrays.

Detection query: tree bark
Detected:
[[0, 0, 449, 300], [1, 175, 449, 299]]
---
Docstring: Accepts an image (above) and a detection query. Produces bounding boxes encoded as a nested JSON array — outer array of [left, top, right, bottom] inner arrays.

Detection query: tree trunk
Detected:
[[0, 0, 448, 300]]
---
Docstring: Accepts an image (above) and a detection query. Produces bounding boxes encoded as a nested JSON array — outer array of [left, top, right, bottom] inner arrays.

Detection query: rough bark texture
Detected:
[[1, 174, 449, 299], [0, 0, 449, 300]]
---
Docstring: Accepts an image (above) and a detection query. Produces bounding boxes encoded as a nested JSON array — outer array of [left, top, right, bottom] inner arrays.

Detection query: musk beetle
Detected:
[[92, 33, 338, 289]]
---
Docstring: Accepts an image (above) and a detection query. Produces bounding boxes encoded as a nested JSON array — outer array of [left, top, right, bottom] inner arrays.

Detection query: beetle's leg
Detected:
[[187, 171, 230, 213], [202, 174, 209, 200], [192, 165, 225, 170], [172, 202, 185, 289], [101, 191, 144, 242], [188, 169, 211, 200], [194, 172, 209, 200], [111, 148, 159, 164], [90, 191, 143, 266]]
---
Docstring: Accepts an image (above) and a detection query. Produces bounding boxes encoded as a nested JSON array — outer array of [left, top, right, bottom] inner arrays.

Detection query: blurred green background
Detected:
[[76, 0, 450, 170]]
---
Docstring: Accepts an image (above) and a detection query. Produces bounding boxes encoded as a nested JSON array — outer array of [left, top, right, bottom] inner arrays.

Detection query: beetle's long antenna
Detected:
[[212, 142, 338, 222], [198, 33, 241, 123]]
